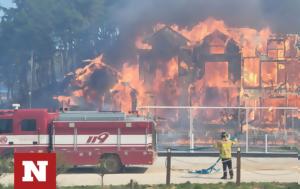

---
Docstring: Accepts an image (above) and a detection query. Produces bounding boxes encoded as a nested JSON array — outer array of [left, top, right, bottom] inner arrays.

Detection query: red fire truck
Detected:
[[0, 108, 156, 173]]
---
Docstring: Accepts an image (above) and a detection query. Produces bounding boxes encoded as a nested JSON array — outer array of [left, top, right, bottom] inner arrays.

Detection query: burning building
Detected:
[[56, 18, 300, 147]]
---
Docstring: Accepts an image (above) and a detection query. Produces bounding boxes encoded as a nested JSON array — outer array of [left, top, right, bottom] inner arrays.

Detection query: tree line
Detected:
[[0, 0, 120, 108]]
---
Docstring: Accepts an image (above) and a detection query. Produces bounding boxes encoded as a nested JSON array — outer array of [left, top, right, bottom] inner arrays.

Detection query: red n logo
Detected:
[[14, 153, 56, 189]]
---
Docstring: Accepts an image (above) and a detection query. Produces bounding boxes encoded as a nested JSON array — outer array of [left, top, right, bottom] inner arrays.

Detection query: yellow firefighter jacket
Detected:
[[215, 139, 235, 159]]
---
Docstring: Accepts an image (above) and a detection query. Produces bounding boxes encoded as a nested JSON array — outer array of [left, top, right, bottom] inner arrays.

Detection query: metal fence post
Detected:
[[245, 109, 249, 153], [236, 147, 241, 186], [189, 107, 194, 151], [101, 172, 104, 188], [265, 134, 268, 153], [130, 179, 134, 189], [166, 148, 171, 185]]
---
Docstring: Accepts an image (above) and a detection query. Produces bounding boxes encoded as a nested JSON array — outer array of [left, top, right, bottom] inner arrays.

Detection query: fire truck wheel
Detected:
[[100, 154, 122, 173]]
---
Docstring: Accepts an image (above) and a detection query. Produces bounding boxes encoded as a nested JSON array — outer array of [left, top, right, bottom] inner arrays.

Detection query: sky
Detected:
[[0, 0, 15, 17], [0, 0, 14, 8]]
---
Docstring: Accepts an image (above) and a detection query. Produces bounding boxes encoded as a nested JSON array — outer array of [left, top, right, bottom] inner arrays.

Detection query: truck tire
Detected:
[[100, 154, 122, 173]]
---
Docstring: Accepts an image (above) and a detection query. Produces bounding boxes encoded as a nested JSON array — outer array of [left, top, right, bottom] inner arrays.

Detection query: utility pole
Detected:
[[29, 50, 34, 108]]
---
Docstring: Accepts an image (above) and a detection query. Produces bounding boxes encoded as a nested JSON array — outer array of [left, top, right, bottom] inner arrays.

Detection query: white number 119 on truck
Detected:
[[0, 108, 157, 173]]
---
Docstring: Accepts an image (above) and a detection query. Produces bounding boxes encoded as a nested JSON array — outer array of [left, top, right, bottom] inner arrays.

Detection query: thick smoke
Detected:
[[104, 0, 300, 62], [108, 0, 300, 33], [88, 69, 116, 94]]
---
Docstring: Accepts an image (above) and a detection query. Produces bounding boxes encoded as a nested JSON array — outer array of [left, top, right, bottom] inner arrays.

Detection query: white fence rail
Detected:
[[139, 106, 299, 153]]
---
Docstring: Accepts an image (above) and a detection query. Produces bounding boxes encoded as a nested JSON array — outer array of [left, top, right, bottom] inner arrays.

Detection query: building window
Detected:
[[21, 119, 36, 131], [0, 119, 13, 133]]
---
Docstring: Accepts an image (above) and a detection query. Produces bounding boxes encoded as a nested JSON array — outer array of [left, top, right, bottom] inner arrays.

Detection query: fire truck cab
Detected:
[[0, 108, 156, 173]]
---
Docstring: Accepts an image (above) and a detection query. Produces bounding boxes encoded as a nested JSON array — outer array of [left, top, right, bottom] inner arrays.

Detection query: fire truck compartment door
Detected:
[[53, 123, 77, 150], [119, 127, 152, 146]]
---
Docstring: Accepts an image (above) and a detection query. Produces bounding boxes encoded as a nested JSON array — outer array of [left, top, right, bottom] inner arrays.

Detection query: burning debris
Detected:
[[54, 55, 119, 109]]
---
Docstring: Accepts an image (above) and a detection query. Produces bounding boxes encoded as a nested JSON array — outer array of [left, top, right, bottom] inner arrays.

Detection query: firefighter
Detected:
[[214, 131, 236, 179]]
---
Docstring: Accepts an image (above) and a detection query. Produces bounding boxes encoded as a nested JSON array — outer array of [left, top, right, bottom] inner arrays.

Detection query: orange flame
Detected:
[[135, 37, 152, 49]]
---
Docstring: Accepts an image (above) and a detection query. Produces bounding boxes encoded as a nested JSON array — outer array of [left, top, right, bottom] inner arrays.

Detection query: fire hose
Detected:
[[188, 157, 221, 174]]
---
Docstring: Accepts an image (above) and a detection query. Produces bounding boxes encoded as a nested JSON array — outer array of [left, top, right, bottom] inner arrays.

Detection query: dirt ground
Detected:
[[0, 157, 299, 186]]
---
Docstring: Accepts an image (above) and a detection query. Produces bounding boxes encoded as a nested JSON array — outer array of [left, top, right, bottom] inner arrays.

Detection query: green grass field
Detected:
[[1, 182, 299, 189]]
